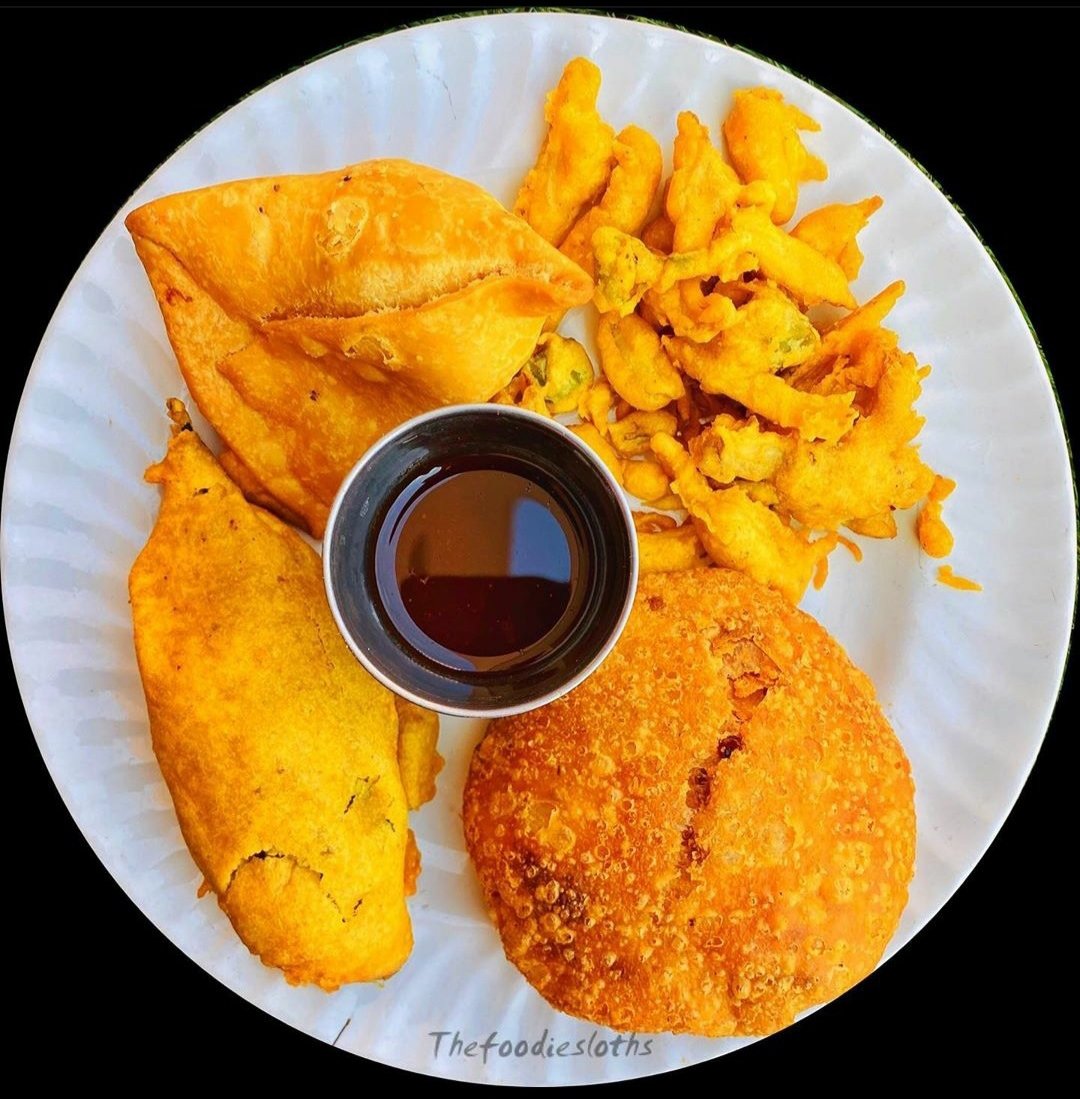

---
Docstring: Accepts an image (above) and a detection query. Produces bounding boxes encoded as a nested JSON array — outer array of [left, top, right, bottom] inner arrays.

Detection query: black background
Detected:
[[5, 5, 1075, 1089]]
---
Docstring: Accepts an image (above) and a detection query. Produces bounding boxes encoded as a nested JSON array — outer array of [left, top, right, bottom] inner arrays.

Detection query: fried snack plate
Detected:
[[2, 13, 1074, 1085]]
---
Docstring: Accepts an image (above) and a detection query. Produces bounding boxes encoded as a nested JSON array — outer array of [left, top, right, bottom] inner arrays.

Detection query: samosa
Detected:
[[127, 160, 592, 535]]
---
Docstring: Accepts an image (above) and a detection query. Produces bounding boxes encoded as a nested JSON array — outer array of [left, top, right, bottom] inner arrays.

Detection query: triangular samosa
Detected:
[[127, 160, 593, 534]]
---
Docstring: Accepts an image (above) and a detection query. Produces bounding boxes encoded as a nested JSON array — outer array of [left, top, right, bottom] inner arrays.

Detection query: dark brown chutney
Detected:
[[372, 456, 587, 673], [324, 406, 635, 713]]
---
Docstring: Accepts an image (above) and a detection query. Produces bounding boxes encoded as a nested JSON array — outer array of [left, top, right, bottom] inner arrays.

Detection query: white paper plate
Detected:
[[3, 12, 1074, 1086]]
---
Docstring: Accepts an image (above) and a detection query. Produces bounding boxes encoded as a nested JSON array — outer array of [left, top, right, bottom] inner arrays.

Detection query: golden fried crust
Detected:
[[395, 698, 444, 811], [130, 236, 429, 536], [130, 410, 414, 989], [463, 569, 915, 1036], [217, 449, 309, 530], [126, 160, 592, 535], [126, 159, 592, 321], [513, 58, 616, 246]]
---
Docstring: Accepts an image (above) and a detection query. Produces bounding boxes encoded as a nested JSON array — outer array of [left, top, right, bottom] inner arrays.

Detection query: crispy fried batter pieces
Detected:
[[514, 57, 617, 246], [653, 434, 835, 604], [723, 86, 828, 224], [560, 125, 663, 276], [508, 59, 971, 601], [493, 332, 595, 416], [597, 313, 686, 411], [792, 196, 883, 279]]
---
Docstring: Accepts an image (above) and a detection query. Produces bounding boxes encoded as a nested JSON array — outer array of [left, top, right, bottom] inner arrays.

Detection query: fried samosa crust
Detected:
[[130, 402, 421, 990], [127, 160, 593, 535]]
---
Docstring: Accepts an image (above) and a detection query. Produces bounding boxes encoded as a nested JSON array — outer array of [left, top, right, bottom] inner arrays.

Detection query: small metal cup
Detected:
[[323, 404, 638, 717]]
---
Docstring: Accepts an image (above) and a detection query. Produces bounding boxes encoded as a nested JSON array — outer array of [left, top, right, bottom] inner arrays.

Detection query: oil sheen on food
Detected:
[[372, 457, 585, 672]]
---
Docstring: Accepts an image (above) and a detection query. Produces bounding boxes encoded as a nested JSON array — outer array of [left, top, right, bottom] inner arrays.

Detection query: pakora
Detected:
[[130, 402, 440, 989]]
